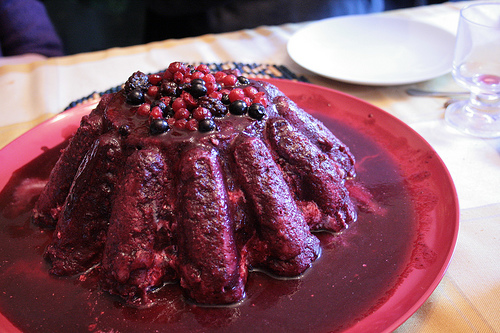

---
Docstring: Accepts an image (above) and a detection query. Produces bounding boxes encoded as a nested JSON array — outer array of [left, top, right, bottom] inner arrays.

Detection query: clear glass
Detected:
[[445, 2, 500, 138]]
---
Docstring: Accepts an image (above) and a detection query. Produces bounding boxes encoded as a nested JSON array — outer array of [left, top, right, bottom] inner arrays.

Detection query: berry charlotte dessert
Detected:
[[32, 62, 357, 306]]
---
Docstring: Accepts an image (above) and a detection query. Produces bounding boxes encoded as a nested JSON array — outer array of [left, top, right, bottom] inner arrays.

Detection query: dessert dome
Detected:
[[32, 62, 356, 305]]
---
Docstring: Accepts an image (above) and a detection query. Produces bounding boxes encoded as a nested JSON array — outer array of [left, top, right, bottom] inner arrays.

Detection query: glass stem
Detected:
[[469, 91, 500, 114]]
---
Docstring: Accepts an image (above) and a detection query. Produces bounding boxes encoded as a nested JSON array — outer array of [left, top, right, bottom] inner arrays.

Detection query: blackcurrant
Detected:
[[126, 88, 145, 105], [191, 83, 207, 98], [151, 100, 167, 111], [150, 118, 170, 135], [198, 118, 216, 132], [162, 105, 175, 118], [118, 124, 130, 136], [229, 100, 248, 115], [237, 76, 250, 85], [248, 103, 265, 120], [221, 93, 230, 105], [191, 78, 205, 86]]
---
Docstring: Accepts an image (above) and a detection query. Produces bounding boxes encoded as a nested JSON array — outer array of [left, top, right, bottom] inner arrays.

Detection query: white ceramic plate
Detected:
[[287, 15, 456, 85]]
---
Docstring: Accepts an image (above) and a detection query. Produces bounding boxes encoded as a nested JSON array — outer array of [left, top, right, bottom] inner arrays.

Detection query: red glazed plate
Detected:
[[0, 79, 459, 332]]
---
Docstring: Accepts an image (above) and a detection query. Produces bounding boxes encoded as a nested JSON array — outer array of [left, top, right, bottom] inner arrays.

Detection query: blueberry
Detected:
[[118, 124, 130, 136], [191, 78, 205, 86], [237, 76, 250, 85], [150, 119, 170, 135], [126, 88, 145, 105], [229, 100, 248, 115], [221, 93, 230, 105], [198, 118, 216, 132], [162, 105, 175, 118], [248, 103, 265, 120], [191, 83, 207, 98], [151, 100, 167, 111]]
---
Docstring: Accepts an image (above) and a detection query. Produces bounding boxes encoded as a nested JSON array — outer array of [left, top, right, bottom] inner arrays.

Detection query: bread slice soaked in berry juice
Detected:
[[32, 61, 356, 306]]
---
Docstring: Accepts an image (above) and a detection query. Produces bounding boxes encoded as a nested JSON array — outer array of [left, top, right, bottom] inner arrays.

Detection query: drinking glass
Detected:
[[445, 2, 500, 138]]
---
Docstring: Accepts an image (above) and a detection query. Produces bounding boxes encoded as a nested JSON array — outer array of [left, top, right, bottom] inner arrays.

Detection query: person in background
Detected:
[[0, 0, 64, 57]]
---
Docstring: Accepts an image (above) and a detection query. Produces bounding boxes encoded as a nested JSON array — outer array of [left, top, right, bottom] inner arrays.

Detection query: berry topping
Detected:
[[203, 74, 216, 84], [159, 96, 172, 105], [178, 83, 190, 95], [174, 118, 187, 129], [163, 70, 173, 81], [253, 95, 268, 107], [162, 105, 175, 118], [221, 93, 230, 105], [229, 100, 248, 115], [198, 119, 216, 132], [229, 88, 245, 103], [147, 85, 159, 97], [168, 62, 187, 74], [148, 73, 162, 86], [150, 106, 163, 119], [243, 96, 252, 106], [181, 91, 198, 109], [124, 71, 149, 93], [248, 103, 266, 120], [137, 103, 151, 116], [126, 88, 145, 105], [191, 78, 205, 86], [196, 64, 210, 74], [190, 82, 207, 98], [222, 74, 238, 87], [193, 106, 212, 120], [173, 71, 184, 83], [214, 71, 227, 83], [118, 124, 130, 136], [150, 118, 170, 135], [167, 118, 176, 127], [198, 96, 228, 117], [186, 118, 199, 131], [174, 108, 190, 120], [243, 86, 258, 98], [172, 97, 187, 112], [151, 99, 167, 112], [205, 82, 220, 94], [123, 62, 268, 136], [162, 81, 180, 97], [191, 71, 205, 80], [209, 91, 223, 100], [238, 76, 250, 85]]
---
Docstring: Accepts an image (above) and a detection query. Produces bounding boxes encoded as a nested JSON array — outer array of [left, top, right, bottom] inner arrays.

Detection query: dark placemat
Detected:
[[64, 63, 308, 111]]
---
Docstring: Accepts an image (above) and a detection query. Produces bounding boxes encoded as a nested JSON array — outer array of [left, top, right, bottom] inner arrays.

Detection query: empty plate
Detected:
[[287, 15, 456, 85]]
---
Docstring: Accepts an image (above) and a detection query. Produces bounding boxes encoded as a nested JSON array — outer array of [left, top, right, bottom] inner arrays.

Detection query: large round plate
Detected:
[[0, 79, 458, 332], [287, 15, 456, 85]]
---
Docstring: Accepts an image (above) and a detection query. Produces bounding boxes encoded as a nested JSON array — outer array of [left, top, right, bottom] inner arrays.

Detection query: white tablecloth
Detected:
[[0, 1, 499, 332]]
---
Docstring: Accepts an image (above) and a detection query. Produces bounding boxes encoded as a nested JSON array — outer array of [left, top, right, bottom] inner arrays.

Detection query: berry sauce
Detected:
[[0, 111, 417, 333]]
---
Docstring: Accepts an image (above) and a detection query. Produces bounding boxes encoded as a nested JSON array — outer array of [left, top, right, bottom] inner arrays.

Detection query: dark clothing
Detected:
[[0, 0, 64, 57]]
